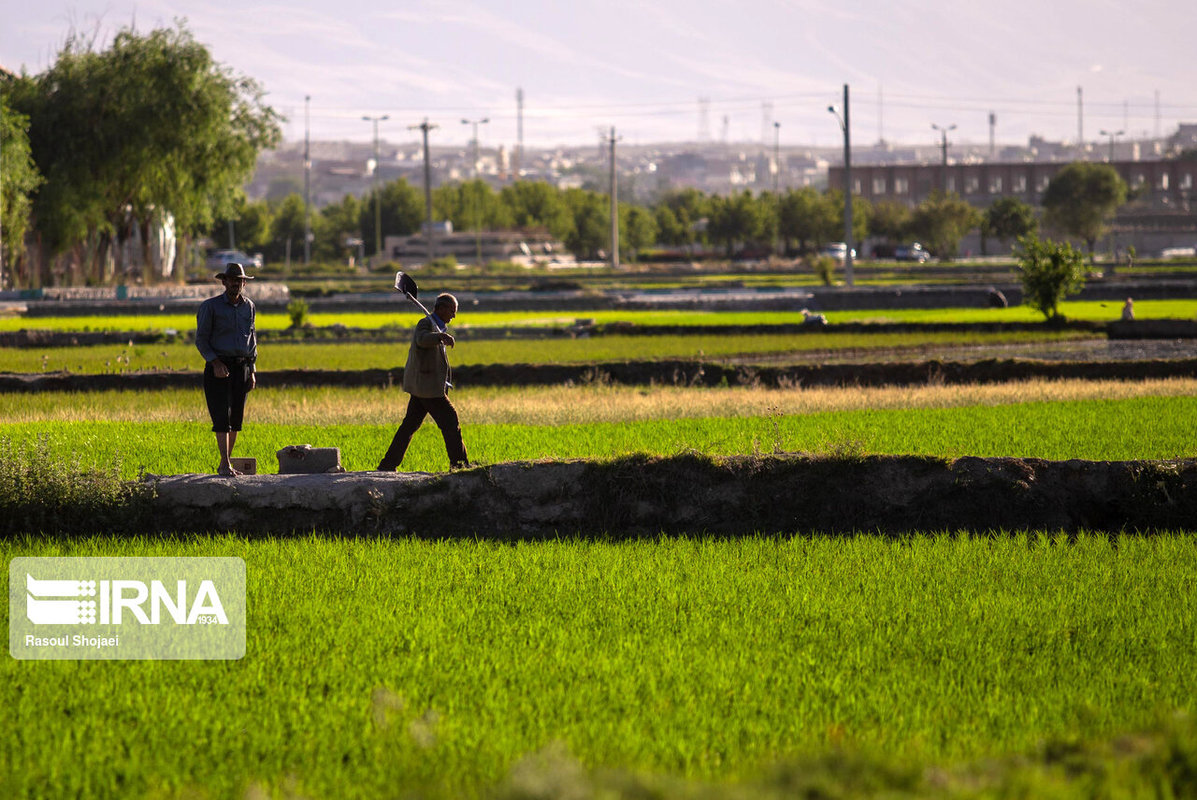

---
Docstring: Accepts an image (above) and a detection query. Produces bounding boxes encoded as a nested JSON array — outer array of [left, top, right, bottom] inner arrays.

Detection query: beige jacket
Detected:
[[402, 315, 451, 397]]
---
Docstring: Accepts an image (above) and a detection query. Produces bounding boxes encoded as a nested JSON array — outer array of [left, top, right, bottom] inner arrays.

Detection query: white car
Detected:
[[820, 242, 856, 262], [206, 249, 263, 270]]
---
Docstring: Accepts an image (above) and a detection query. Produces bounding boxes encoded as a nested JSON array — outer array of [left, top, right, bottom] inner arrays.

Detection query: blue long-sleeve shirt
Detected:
[[196, 294, 257, 369]]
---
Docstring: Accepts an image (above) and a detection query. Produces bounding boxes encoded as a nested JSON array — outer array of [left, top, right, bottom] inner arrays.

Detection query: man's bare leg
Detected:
[[215, 432, 240, 476]]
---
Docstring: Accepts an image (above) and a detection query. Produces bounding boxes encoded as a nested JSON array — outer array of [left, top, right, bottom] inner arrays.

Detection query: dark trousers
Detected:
[[203, 359, 252, 433], [378, 394, 468, 470]]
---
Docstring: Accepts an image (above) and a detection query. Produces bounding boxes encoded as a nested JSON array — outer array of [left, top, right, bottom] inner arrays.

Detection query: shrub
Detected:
[[809, 254, 837, 286], [0, 436, 153, 535], [286, 297, 310, 328], [1016, 234, 1086, 321]]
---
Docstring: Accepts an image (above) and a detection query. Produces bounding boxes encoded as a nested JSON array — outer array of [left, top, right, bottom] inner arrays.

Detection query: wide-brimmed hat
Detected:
[[215, 263, 256, 281]]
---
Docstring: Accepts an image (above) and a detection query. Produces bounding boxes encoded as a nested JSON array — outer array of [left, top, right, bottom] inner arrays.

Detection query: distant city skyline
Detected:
[[3, 0, 1195, 151]]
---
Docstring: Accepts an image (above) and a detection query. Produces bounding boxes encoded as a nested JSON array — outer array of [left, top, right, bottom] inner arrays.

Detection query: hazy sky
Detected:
[[2, 0, 1194, 151]]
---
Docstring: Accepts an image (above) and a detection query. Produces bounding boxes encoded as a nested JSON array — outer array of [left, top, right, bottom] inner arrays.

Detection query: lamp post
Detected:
[[827, 84, 854, 287], [1099, 129, 1124, 162], [931, 122, 956, 194], [461, 117, 489, 266], [362, 114, 389, 261]]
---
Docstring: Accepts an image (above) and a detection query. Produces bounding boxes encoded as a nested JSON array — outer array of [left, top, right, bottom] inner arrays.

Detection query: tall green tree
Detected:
[[560, 188, 603, 260], [620, 205, 659, 262], [316, 194, 363, 262], [433, 180, 514, 234], [267, 194, 307, 264], [655, 188, 710, 252], [1042, 162, 1127, 259], [868, 200, 913, 246], [360, 178, 424, 254], [982, 197, 1037, 255], [499, 181, 573, 241], [708, 191, 768, 256], [0, 93, 43, 288], [778, 187, 839, 252], [9, 22, 281, 284], [908, 192, 982, 260]]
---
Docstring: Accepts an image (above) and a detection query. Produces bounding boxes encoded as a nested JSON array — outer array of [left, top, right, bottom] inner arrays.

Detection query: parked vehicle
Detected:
[[894, 243, 931, 263], [206, 249, 263, 271], [819, 242, 856, 262]]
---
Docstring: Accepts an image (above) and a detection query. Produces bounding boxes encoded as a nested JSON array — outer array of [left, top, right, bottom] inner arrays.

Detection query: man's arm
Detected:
[[195, 300, 219, 363]]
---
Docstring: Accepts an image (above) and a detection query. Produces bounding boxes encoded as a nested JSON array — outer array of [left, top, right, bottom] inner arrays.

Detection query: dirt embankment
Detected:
[[143, 454, 1197, 537]]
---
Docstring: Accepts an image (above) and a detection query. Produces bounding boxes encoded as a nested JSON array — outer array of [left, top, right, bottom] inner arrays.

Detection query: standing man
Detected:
[[377, 293, 469, 471], [196, 263, 258, 476]]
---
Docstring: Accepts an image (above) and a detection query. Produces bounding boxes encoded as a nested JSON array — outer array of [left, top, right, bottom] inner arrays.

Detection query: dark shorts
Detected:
[[203, 358, 253, 433]]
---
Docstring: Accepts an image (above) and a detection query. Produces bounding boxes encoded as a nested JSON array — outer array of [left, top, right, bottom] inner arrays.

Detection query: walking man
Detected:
[[377, 293, 469, 471], [196, 263, 258, 476]]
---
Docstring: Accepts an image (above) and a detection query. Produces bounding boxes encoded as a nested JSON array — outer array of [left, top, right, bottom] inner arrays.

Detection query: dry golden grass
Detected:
[[4, 378, 1196, 426]]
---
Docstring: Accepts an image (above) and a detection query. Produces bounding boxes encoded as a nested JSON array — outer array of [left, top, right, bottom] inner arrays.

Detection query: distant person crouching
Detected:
[[196, 263, 257, 476], [1121, 297, 1135, 321]]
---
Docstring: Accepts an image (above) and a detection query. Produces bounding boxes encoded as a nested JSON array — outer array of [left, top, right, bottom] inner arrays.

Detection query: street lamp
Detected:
[[362, 114, 389, 260], [1099, 129, 1124, 162], [827, 84, 854, 287], [931, 123, 956, 194], [461, 117, 489, 266]]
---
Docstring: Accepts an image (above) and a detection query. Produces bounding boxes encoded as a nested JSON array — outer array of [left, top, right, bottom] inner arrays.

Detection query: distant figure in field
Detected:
[[376, 293, 469, 471], [1122, 297, 1135, 321], [800, 308, 828, 326], [196, 263, 257, 476], [987, 287, 1009, 308]]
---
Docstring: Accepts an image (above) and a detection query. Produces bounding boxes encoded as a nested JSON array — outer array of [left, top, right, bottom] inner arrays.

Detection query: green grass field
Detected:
[[2, 298, 1194, 334], [4, 393, 1195, 476], [0, 328, 1096, 374], [2, 534, 1194, 799]]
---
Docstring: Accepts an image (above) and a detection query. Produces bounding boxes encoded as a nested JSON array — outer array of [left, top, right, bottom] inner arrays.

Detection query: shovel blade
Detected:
[[395, 271, 418, 298]]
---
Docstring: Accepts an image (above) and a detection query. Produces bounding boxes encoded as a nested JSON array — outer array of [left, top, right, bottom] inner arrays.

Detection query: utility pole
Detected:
[[1100, 129, 1124, 162], [827, 84, 854, 287], [931, 122, 956, 194], [988, 112, 996, 160], [409, 118, 439, 264], [461, 117, 489, 266], [362, 113, 389, 261], [515, 88, 524, 179], [1077, 86, 1084, 154], [605, 126, 621, 270], [303, 95, 311, 266], [772, 121, 781, 256]]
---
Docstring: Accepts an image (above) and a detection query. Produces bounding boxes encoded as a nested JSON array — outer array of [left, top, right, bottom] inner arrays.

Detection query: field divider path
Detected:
[[3, 356, 1197, 392], [140, 453, 1197, 537]]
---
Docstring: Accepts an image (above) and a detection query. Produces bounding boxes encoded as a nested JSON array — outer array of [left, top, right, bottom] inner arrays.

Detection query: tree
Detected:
[[778, 187, 837, 253], [655, 188, 710, 252], [316, 194, 362, 262], [9, 22, 281, 283], [209, 199, 274, 257], [868, 200, 912, 246], [498, 181, 573, 241], [708, 191, 768, 256], [560, 188, 604, 259], [825, 189, 871, 249], [982, 197, 1037, 255], [433, 179, 513, 233], [0, 93, 43, 288], [360, 179, 424, 254], [908, 192, 982, 260], [620, 205, 658, 262], [1016, 234, 1086, 321], [1042, 162, 1127, 258], [267, 194, 307, 264]]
